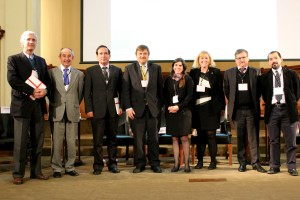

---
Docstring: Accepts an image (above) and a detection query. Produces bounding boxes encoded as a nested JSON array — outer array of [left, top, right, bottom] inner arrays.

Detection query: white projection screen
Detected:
[[81, 0, 300, 63]]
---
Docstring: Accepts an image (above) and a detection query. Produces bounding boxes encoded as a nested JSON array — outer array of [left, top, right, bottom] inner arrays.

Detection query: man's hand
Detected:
[[126, 109, 135, 120], [33, 88, 47, 99], [168, 105, 179, 113], [86, 112, 94, 118], [118, 109, 123, 116]]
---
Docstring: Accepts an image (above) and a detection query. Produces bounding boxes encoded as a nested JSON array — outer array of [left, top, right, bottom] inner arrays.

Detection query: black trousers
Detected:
[[91, 110, 118, 170], [267, 106, 297, 169], [130, 106, 160, 168]]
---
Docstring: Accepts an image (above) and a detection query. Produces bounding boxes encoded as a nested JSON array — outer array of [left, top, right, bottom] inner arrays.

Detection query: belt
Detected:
[[272, 102, 286, 108]]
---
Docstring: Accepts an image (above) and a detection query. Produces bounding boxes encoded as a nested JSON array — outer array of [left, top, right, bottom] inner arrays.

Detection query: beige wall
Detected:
[[1, 0, 300, 108]]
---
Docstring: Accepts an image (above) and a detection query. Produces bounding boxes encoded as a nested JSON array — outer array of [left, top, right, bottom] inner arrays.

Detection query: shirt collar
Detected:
[[24, 52, 34, 59], [271, 66, 282, 74], [99, 64, 110, 69], [60, 65, 71, 72], [237, 66, 248, 71]]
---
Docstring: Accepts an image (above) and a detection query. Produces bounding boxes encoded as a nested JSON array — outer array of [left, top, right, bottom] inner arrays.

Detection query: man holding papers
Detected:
[[7, 31, 51, 185], [84, 45, 123, 174]]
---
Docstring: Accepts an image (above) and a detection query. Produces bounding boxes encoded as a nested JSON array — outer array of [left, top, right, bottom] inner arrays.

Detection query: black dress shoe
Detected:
[[238, 164, 246, 172], [208, 162, 217, 170], [252, 163, 267, 173], [184, 166, 191, 173], [13, 177, 23, 185], [194, 161, 203, 169], [53, 172, 62, 178], [65, 170, 79, 176], [288, 169, 299, 176], [267, 167, 280, 174], [93, 169, 102, 175], [133, 166, 146, 173], [108, 165, 120, 173], [151, 166, 162, 173], [171, 165, 180, 172]]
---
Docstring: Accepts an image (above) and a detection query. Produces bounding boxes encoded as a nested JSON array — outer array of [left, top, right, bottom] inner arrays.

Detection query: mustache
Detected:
[[272, 62, 279, 66]]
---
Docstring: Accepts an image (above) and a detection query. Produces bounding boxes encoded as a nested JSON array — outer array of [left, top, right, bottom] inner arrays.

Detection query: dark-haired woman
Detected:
[[163, 58, 194, 172]]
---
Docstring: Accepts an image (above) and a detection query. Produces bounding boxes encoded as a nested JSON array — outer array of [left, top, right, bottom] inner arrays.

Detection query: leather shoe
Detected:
[[93, 169, 102, 175], [184, 166, 191, 173], [238, 164, 246, 172], [208, 162, 217, 170], [194, 161, 203, 169], [108, 165, 120, 173], [151, 166, 162, 173], [288, 169, 299, 176], [53, 172, 62, 178], [13, 177, 23, 185], [30, 173, 49, 180], [171, 165, 180, 172], [252, 163, 267, 173], [65, 170, 79, 176], [267, 167, 280, 174], [133, 166, 145, 173]]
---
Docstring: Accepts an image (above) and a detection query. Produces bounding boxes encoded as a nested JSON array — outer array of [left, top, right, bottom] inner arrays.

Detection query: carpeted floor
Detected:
[[0, 155, 299, 200]]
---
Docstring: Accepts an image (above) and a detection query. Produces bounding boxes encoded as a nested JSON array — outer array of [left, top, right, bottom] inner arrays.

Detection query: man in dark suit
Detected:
[[7, 31, 51, 184], [123, 45, 164, 173], [84, 45, 123, 175], [224, 49, 266, 173], [261, 51, 299, 176], [48, 48, 84, 178]]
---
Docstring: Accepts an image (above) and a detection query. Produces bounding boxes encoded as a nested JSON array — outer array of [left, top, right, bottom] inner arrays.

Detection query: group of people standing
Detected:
[[7, 31, 299, 185]]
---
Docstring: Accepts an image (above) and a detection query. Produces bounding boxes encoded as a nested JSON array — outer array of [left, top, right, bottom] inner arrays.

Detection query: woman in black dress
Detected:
[[190, 51, 225, 170], [163, 58, 194, 172]]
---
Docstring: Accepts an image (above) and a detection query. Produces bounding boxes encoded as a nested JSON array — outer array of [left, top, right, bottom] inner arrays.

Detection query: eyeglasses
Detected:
[[235, 56, 247, 60]]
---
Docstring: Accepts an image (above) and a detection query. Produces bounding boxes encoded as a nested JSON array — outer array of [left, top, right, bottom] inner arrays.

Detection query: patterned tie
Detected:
[[29, 57, 37, 71], [239, 67, 246, 73], [102, 67, 109, 81], [63, 68, 69, 85], [275, 70, 282, 102], [141, 65, 147, 80]]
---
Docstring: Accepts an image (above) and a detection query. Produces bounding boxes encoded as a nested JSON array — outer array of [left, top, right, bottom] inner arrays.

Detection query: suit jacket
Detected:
[[48, 67, 84, 123], [84, 64, 123, 118], [224, 66, 260, 120], [7, 52, 51, 117], [123, 62, 163, 118], [261, 67, 300, 124]]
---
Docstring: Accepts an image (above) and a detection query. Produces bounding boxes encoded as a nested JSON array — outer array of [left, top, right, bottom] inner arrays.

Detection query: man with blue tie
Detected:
[[48, 48, 84, 178], [261, 51, 299, 176], [7, 31, 51, 184]]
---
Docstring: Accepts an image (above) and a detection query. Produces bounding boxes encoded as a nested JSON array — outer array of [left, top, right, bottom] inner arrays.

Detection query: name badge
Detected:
[[274, 87, 284, 95], [141, 80, 148, 87], [197, 85, 205, 92], [238, 83, 248, 91], [173, 95, 179, 103]]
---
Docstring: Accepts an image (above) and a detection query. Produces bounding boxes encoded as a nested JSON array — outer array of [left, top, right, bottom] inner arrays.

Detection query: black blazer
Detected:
[[7, 52, 51, 117], [163, 74, 194, 111], [261, 67, 300, 124], [84, 64, 123, 118], [122, 62, 163, 118], [224, 66, 260, 120]]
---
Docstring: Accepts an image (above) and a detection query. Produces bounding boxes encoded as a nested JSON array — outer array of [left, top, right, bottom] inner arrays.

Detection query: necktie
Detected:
[[275, 70, 282, 102], [239, 67, 246, 73], [63, 68, 69, 85], [102, 67, 109, 81], [141, 65, 147, 80], [29, 57, 37, 71]]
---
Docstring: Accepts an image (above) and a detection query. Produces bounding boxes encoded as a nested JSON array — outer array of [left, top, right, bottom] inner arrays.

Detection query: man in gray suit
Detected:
[[224, 49, 266, 173], [123, 45, 164, 173], [84, 45, 123, 175], [48, 48, 84, 178]]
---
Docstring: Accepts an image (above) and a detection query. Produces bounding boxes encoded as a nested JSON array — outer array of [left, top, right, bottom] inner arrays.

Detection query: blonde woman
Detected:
[[190, 51, 225, 170]]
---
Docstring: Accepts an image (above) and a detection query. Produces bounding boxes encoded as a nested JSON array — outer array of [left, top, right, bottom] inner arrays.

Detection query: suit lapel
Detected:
[[107, 65, 114, 85], [95, 65, 107, 85], [249, 67, 255, 93], [20, 53, 34, 77], [230, 68, 237, 94], [68, 67, 78, 91], [54, 68, 66, 91]]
